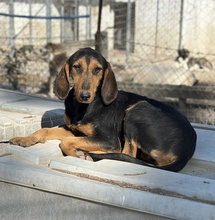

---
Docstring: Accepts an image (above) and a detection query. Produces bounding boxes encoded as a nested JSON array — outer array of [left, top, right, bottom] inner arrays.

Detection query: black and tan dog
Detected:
[[10, 48, 197, 172]]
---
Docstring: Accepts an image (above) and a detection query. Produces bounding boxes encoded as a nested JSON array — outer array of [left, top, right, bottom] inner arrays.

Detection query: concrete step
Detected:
[[0, 89, 64, 141]]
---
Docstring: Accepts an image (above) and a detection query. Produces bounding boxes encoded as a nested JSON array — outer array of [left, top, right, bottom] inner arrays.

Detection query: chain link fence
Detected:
[[0, 0, 215, 125]]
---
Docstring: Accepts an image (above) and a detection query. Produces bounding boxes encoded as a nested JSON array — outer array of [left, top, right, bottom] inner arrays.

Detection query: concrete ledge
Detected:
[[0, 154, 214, 220], [49, 156, 215, 205], [0, 125, 215, 219], [7, 140, 62, 164], [0, 89, 64, 140], [1, 89, 215, 219], [0, 181, 165, 220]]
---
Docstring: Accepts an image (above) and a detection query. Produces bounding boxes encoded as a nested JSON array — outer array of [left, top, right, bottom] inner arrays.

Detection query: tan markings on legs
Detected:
[[150, 150, 178, 166], [69, 123, 94, 136], [64, 111, 94, 137], [122, 138, 138, 157], [60, 136, 120, 157], [88, 151, 108, 154], [9, 127, 74, 147], [64, 114, 71, 127]]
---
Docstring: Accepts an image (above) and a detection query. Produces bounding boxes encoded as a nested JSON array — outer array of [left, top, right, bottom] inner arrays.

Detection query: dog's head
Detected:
[[40, 42, 53, 55], [54, 47, 118, 105], [40, 42, 62, 56], [177, 48, 190, 60]]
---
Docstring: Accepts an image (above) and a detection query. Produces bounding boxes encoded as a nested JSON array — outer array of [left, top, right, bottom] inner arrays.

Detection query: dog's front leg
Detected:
[[9, 127, 74, 147]]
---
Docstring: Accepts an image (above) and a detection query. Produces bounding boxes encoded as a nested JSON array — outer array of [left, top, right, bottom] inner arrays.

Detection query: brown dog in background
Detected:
[[40, 43, 68, 98], [10, 48, 197, 172]]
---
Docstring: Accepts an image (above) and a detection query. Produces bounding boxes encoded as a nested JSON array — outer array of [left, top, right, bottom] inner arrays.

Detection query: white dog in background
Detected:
[[175, 48, 213, 71]]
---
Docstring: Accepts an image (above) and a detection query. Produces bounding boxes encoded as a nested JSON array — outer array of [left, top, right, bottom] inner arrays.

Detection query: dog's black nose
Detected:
[[80, 92, 91, 101]]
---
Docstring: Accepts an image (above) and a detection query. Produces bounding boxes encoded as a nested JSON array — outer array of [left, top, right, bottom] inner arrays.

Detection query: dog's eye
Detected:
[[93, 67, 102, 75], [73, 64, 82, 73]]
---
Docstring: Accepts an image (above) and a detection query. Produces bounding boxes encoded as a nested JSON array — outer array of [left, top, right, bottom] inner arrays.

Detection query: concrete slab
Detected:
[[7, 140, 62, 164], [1, 181, 163, 220], [194, 128, 215, 163], [0, 89, 64, 115], [49, 156, 215, 204], [0, 154, 215, 220], [0, 89, 65, 140], [1, 89, 215, 219]]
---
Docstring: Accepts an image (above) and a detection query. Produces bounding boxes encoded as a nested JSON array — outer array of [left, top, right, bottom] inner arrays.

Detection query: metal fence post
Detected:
[[86, 0, 91, 40], [29, 0, 33, 45], [46, 0, 52, 43], [60, 0, 65, 43], [95, 0, 103, 53], [178, 0, 184, 49], [9, 0, 15, 57], [74, 0, 79, 41], [126, 0, 131, 69], [154, 0, 160, 57]]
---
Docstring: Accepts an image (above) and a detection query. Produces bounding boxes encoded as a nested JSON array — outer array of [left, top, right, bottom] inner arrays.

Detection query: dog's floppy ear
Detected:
[[101, 62, 118, 105], [54, 63, 71, 100]]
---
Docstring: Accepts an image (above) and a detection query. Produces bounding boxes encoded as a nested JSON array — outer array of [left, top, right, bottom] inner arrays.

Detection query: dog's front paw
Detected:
[[9, 136, 39, 147]]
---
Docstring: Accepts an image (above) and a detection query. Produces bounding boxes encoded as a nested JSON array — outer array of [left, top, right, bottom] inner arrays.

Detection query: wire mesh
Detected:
[[0, 0, 215, 124]]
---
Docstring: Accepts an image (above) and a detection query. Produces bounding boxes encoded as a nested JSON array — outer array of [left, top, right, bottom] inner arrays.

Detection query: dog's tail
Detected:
[[89, 153, 188, 172]]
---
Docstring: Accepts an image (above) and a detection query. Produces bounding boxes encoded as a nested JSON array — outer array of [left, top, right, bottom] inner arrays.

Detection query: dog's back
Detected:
[[176, 48, 213, 71], [188, 57, 213, 70]]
